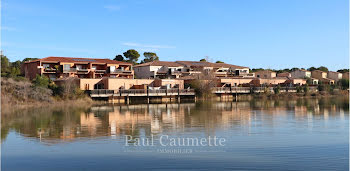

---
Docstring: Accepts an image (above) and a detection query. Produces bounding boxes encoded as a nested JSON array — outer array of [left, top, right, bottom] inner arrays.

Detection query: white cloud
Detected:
[[122, 42, 176, 49], [104, 5, 121, 11]]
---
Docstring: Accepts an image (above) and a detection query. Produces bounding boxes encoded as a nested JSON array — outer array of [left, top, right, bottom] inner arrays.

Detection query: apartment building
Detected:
[[254, 70, 276, 79], [291, 69, 311, 78], [22, 57, 133, 80], [327, 71, 343, 81], [277, 72, 291, 77], [311, 70, 327, 79], [175, 61, 253, 78], [133, 61, 184, 79], [134, 60, 252, 79], [311, 70, 335, 84], [342, 72, 349, 80]]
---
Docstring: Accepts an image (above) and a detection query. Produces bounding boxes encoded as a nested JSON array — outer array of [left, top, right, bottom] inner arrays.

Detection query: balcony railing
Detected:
[[95, 69, 106, 73], [77, 68, 89, 72], [63, 68, 77, 73], [110, 69, 132, 73], [171, 71, 182, 75], [44, 68, 57, 72]]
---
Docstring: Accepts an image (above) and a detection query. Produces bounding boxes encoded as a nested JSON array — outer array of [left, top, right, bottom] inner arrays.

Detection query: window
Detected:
[[63, 64, 70, 71], [76, 65, 82, 70], [43, 64, 50, 69], [110, 66, 116, 72], [92, 66, 97, 70]]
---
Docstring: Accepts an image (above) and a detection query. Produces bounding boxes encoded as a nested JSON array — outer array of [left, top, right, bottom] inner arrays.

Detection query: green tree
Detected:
[[123, 49, 140, 64], [215, 61, 224, 63], [303, 85, 309, 94], [338, 79, 349, 90], [307, 67, 317, 71], [141, 52, 159, 63], [1, 55, 10, 73], [337, 69, 349, 73], [8, 67, 20, 78], [200, 59, 206, 62], [11, 60, 22, 69], [273, 85, 280, 94], [22, 58, 38, 62], [317, 66, 328, 72], [251, 68, 264, 72], [306, 77, 313, 85], [33, 75, 50, 88], [296, 86, 302, 93], [114, 54, 124, 61], [291, 67, 299, 71], [318, 82, 330, 92]]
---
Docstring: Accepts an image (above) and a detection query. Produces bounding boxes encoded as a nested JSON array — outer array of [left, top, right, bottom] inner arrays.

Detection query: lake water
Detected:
[[1, 97, 349, 170]]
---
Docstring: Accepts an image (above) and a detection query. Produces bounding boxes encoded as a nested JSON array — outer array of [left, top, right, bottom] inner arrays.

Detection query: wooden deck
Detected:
[[90, 89, 195, 98], [213, 87, 298, 94]]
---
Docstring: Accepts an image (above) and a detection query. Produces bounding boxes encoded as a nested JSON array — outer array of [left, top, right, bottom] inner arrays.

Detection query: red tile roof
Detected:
[[175, 61, 248, 69], [134, 61, 183, 67], [25, 56, 132, 65]]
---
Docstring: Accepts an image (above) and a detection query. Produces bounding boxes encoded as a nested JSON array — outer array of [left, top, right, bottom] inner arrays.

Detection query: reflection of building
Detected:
[[5, 98, 347, 144]]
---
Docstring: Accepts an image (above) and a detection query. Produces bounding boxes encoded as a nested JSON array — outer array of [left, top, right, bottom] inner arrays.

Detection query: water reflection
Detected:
[[2, 97, 348, 143]]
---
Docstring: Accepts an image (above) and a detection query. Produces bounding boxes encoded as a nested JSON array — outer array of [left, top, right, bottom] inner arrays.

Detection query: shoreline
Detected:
[[2, 92, 348, 115]]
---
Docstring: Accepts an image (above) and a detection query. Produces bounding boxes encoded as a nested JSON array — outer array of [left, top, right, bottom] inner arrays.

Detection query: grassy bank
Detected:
[[1, 77, 103, 114]]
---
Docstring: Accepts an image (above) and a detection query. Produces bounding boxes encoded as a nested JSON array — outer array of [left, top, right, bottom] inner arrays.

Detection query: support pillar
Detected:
[[147, 86, 150, 104], [126, 95, 130, 105]]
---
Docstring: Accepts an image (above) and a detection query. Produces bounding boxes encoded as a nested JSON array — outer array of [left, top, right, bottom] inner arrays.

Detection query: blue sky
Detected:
[[1, 0, 349, 70]]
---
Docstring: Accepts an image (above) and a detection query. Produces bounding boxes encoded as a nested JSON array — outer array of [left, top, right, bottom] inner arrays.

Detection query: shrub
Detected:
[[48, 83, 64, 96], [303, 85, 309, 93], [296, 86, 302, 93], [318, 83, 330, 92], [32, 75, 50, 88], [273, 85, 280, 94], [338, 79, 349, 90]]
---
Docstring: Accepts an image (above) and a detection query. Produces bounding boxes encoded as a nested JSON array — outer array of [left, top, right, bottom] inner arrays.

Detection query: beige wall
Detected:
[[134, 66, 154, 79], [327, 72, 342, 81], [219, 78, 253, 86], [79, 79, 105, 90], [107, 78, 154, 90], [158, 79, 184, 89], [311, 70, 327, 79], [291, 70, 311, 78], [77, 78, 185, 90], [342, 72, 349, 80], [255, 71, 276, 79], [291, 79, 306, 85]]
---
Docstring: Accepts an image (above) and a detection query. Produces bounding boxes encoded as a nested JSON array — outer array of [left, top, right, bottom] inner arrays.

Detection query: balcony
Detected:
[[171, 71, 182, 75], [63, 68, 77, 73], [94, 69, 106, 73], [44, 68, 57, 72], [76, 68, 89, 74], [111, 69, 132, 74]]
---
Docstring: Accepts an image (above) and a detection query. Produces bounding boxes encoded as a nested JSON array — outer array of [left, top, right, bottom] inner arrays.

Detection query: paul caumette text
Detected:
[[125, 135, 226, 146]]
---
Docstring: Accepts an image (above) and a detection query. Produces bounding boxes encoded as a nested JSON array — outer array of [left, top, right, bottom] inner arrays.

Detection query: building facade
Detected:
[[254, 70, 277, 79], [291, 69, 311, 78], [134, 60, 252, 79], [327, 71, 343, 81], [22, 57, 134, 80]]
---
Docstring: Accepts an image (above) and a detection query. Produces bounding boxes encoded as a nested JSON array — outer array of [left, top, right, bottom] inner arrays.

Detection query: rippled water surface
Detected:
[[1, 97, 349, 170]]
